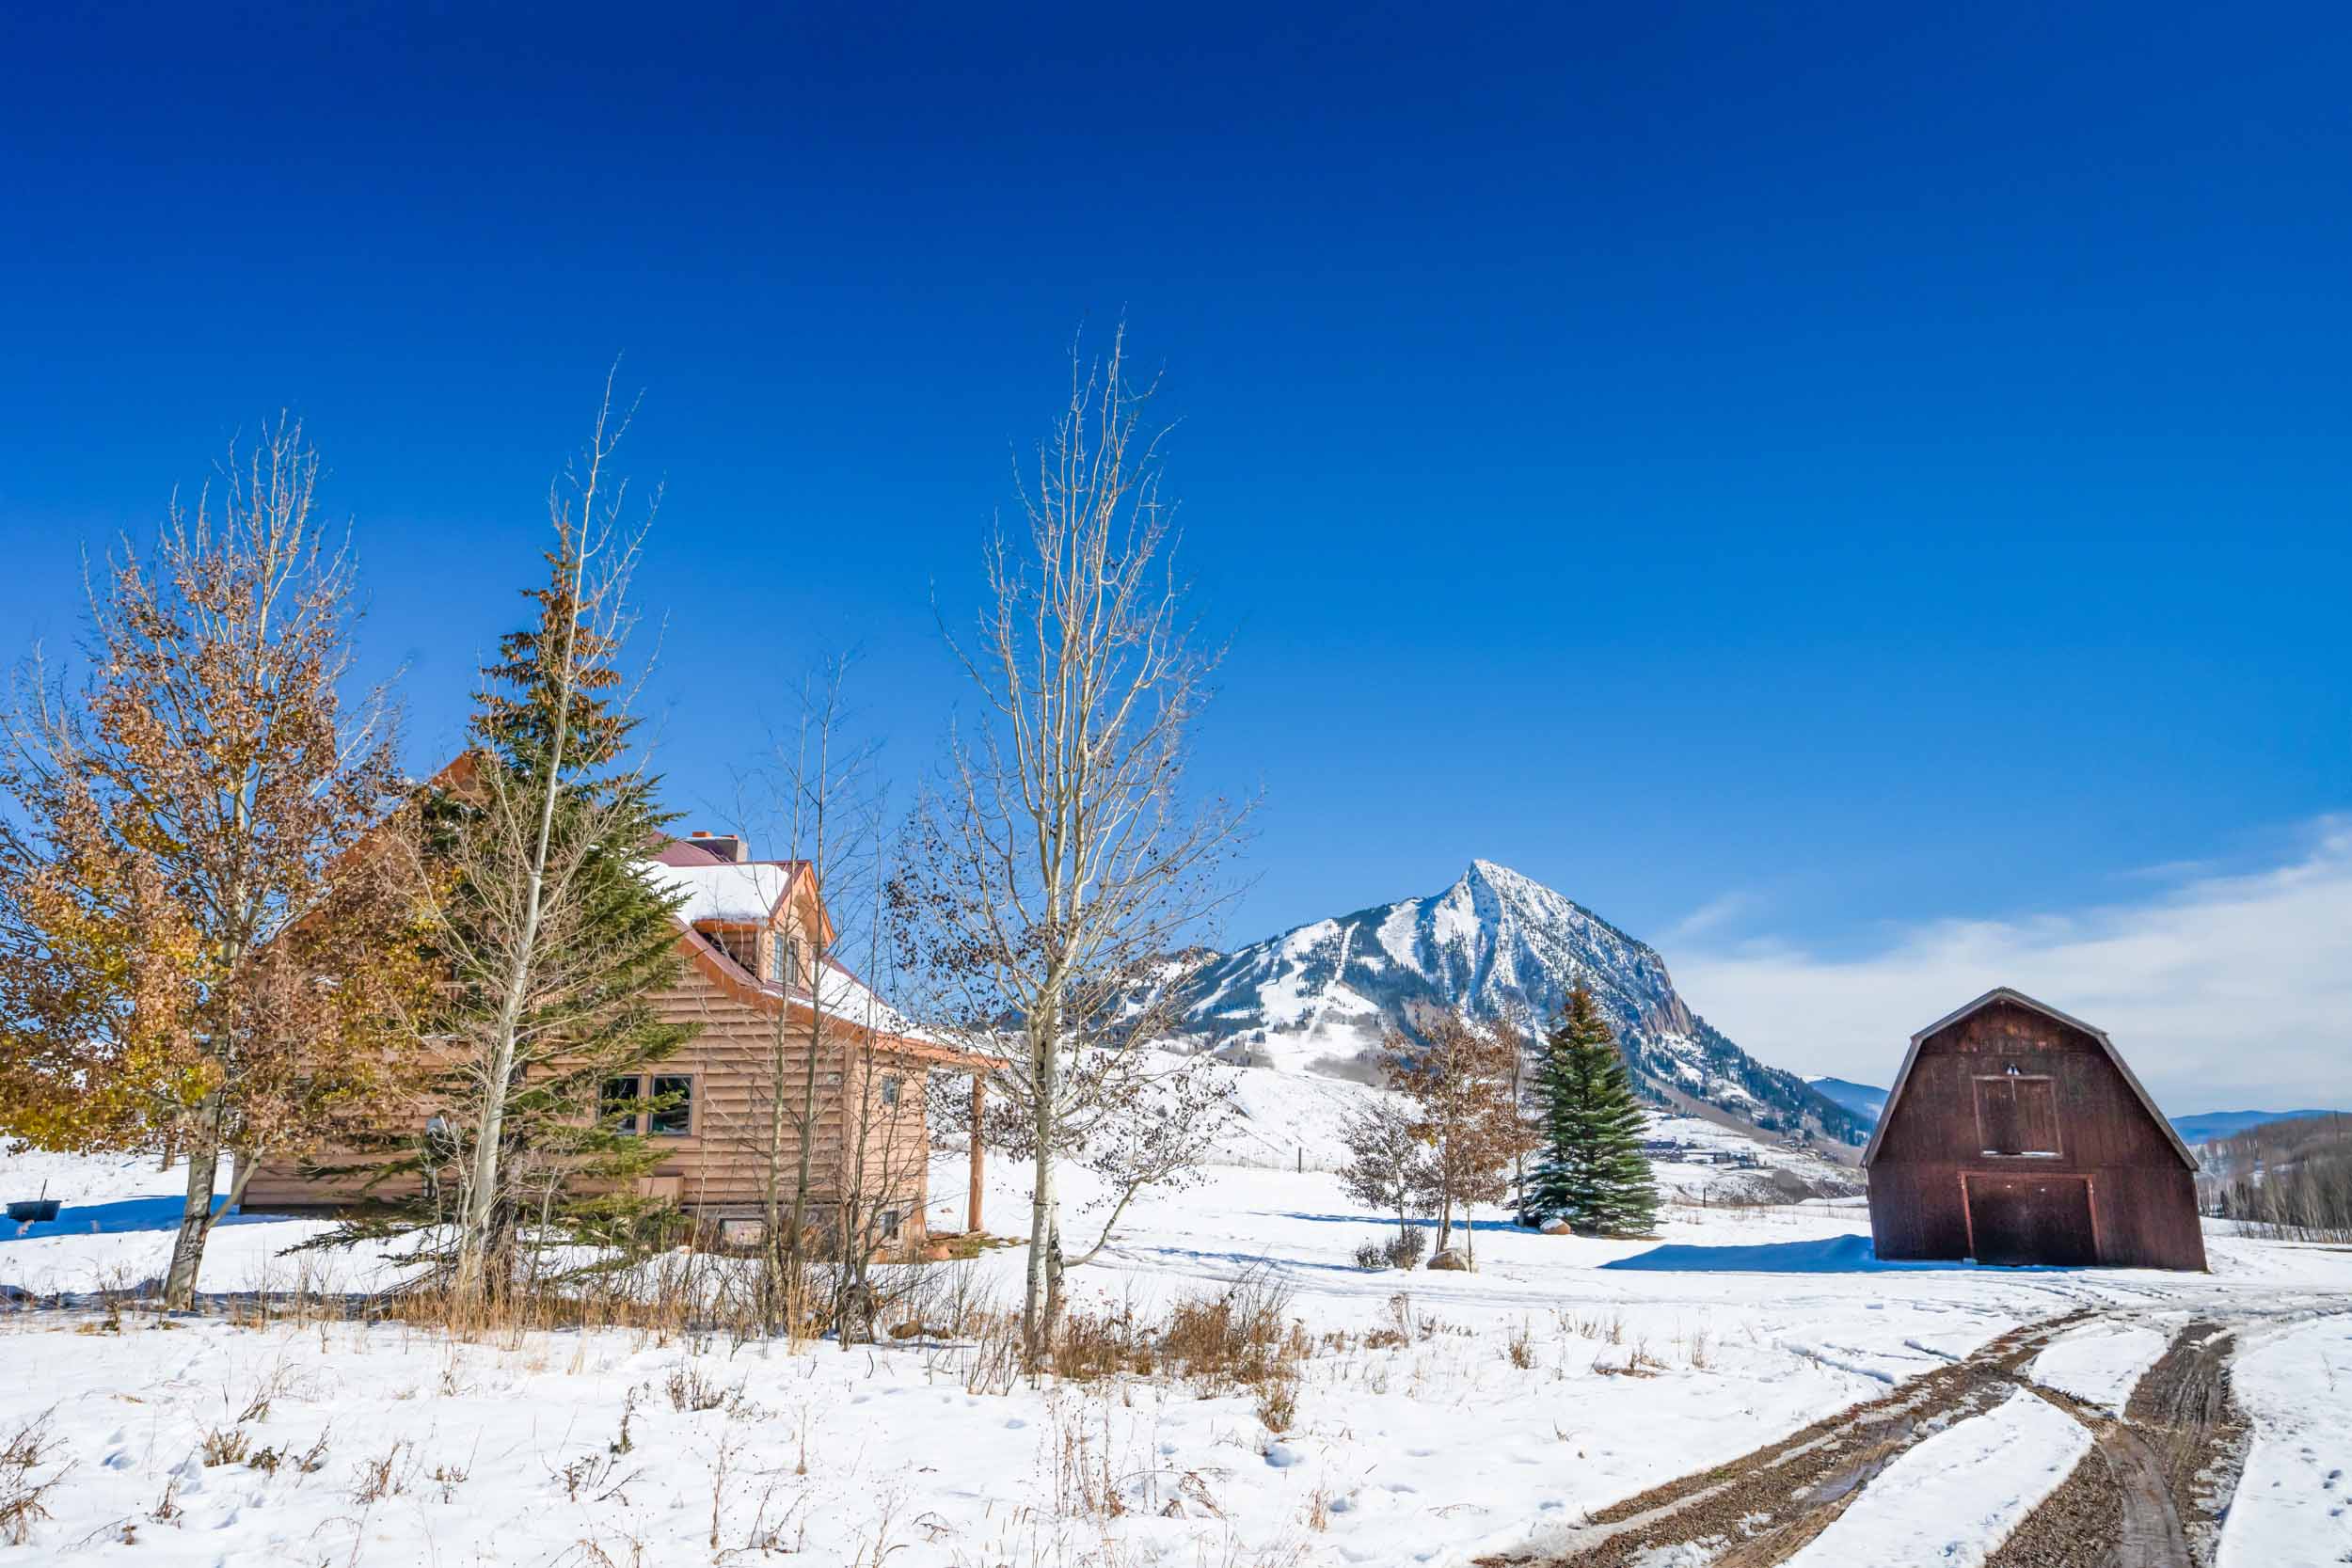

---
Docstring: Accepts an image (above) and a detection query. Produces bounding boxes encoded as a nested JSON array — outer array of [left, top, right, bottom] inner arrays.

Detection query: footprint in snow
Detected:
[[1004, 1417, 1027, 1430]]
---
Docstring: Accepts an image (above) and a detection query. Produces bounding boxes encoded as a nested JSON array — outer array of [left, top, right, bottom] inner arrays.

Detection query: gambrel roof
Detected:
[[1861, 986, 2197, 1170]]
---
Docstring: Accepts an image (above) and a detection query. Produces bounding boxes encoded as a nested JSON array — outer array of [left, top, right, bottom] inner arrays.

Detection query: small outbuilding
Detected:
[[1864, 988, 2205, 1271]]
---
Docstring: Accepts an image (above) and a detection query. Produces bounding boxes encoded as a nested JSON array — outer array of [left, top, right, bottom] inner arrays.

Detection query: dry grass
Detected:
[[0, 1415, 60, 1547]]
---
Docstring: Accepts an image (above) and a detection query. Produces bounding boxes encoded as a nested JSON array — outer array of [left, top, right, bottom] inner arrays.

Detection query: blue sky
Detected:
[[3, 6, 2347, 1101]]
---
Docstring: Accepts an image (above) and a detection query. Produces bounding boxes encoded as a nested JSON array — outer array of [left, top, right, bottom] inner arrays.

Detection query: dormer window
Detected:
[[770, 936, 803, 989]]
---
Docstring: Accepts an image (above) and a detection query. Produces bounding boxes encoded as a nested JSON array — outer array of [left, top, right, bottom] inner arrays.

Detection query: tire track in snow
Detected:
[[1472, 1311, 2096, 1568]]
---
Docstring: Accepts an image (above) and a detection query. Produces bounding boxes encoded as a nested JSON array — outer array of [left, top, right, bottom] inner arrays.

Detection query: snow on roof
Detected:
[[644, 859, 802, 924], [810, 956, 931, 1042]]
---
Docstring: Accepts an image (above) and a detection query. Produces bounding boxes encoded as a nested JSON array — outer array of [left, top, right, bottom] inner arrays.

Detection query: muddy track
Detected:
[[2122, 1322, 2248, 1567], [1981, 1382, 2185, 1568], [1472, 1312, 2095, 1568], [1982, 1319, 2245, 1568]]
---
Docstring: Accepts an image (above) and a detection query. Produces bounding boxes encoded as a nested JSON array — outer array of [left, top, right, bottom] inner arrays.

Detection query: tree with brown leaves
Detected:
[[0, 421, 421, 1307], [1383, 1007, 1536, 1270]]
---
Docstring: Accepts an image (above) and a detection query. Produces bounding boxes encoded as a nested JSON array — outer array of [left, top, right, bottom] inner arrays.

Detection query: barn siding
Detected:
[[1866, 996, 2205, 1271]]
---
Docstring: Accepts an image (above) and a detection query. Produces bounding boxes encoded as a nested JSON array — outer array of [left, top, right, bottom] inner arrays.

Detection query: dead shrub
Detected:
[[199, 1425, 251, 1466], [1504, 1319, 1536, 1370], [1254, 1376, 1298, 1434], [0, 1416, 61, 1546], [1162, 1268, 1301, 1390], [353, 1440, 413, 1503], [663, 1362, 735, 1413]]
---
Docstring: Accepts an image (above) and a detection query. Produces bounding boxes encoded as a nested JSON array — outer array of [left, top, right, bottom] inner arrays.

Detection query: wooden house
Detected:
[[1863, 988, 2205, 1271], [243, 830, 996, 1249]]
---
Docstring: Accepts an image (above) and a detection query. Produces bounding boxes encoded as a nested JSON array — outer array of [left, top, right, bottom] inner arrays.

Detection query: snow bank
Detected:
[[2218, 1314, 2352, 1568]]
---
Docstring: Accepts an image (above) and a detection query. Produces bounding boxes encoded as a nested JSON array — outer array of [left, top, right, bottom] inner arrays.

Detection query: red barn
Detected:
[[1864, 988, 2205, 1271]]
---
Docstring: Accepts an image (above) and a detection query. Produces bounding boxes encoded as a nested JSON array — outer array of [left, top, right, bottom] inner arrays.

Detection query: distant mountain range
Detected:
[[1153, 860, 1868, 1146], [1786, 1085, 2337, 1149], [2168, 1109, 2344, 1146]]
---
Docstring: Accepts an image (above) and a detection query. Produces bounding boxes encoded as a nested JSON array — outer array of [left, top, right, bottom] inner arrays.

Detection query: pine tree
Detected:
[[1524, 985, 1659, 1236], [315, 528, 693, 1290]]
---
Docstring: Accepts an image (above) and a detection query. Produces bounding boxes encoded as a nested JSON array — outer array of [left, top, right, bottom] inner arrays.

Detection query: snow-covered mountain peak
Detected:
[[1161, 863, 1866, 1146]]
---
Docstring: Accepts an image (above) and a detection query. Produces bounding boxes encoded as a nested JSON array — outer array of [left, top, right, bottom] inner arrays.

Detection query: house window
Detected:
[[880, 1074, 900, 1108], [1974, 1073, 2060, 1157], [770, 936, 803, 989], [877, 1209, 899, 1240], [647, 1075, 693, 1137], [603, 1074, 694, 1138], [600, 1076, 642, 1135]]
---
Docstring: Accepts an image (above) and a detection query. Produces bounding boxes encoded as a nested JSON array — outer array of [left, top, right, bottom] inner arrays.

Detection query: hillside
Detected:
[[1808, 1077, 1890, 1123], [1160, 859, 1867, 1146]]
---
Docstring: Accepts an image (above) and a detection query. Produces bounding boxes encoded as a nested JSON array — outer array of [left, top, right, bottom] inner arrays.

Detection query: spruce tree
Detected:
[[1524, 985, 1659, 1236], [314, 545, 692, 1283]]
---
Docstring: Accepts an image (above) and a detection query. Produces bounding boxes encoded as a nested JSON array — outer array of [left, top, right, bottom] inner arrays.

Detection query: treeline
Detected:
[[0, 330, 1249, 1366], [2202, 1114, 2352, 1243]]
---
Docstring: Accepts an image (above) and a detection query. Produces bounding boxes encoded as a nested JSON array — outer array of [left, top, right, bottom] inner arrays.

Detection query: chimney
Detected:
[[687, 831, 747, 863]]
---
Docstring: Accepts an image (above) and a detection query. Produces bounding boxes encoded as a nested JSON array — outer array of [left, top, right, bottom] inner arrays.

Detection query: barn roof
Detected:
[[1861, 987, 2197, 1170]]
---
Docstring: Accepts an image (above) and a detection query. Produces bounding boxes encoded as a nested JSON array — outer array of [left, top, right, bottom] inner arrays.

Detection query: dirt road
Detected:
[[1478, 1314, 2249, 1568]]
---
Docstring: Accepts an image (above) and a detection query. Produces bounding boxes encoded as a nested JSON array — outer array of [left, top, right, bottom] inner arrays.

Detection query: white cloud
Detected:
[[1671, 817, 2352, 1115], [1666, 889, 1765, 942]]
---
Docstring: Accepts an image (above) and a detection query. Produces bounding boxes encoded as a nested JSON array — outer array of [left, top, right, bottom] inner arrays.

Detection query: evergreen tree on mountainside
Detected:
[[1524, 984, 1659, 1236], [311, 544, 692, 1282]]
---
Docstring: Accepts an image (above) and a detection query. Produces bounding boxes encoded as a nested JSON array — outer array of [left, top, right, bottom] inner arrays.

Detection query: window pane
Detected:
[[648, 1075, 693, 1136], [1975, 1078, 2021, 1154], [601, 1076, 642, 1135], [2014, 1080, 2060, 1155], [881, 1075, 900, 1107], [1975, 1076, 2061, 1156]]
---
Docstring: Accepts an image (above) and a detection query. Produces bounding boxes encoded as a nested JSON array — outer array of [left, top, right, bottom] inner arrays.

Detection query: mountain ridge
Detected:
[[1162, 860, 1867, 1146]]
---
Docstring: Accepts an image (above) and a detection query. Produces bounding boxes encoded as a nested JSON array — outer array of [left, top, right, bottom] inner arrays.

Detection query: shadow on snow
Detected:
[[1601, 1234, 2067, 1274], [3, 1196, 288, 1243]]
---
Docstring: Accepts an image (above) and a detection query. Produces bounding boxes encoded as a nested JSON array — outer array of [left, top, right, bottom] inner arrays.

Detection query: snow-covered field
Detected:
[[3, 1132, 2349, 1567]]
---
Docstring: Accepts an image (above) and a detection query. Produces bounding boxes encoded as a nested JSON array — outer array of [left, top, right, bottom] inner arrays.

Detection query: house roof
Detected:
[[669, 921, 1003, 1070], [1861, 986, 2197, 1170], [643, 858, 810, 925]]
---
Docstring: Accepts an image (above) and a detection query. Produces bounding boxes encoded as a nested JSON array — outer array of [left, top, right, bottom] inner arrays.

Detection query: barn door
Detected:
[[1962, 1173, 2096, 1266]]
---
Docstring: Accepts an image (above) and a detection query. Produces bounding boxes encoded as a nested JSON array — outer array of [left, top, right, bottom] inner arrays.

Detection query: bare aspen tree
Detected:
[[830, 822, 943, 1346], [432, 381, 672, 1310], [709, 658, 884, 1338], [898, 327, 1248, 1363]]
